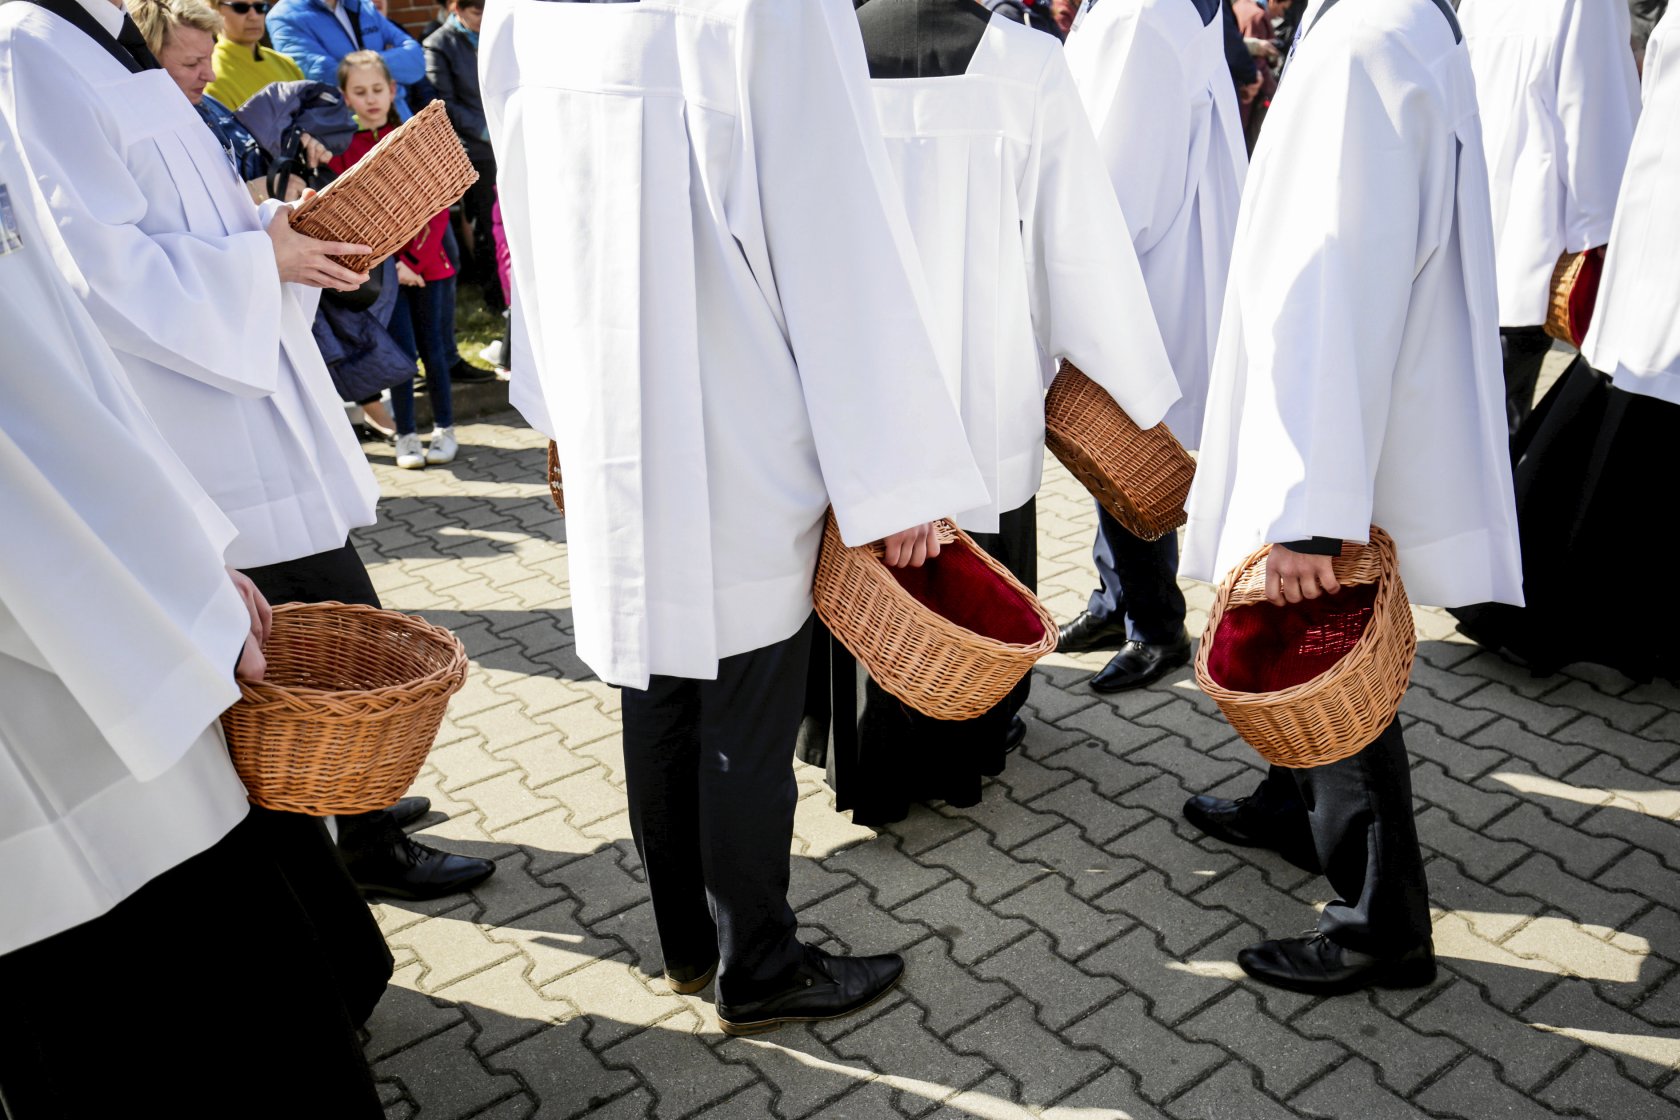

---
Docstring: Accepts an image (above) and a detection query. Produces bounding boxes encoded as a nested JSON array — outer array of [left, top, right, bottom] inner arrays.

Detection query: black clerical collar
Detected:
[[2, 0, 163, 71]]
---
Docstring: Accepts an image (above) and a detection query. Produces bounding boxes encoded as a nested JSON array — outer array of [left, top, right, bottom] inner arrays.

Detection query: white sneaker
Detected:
[[394, 432, 426, 469], [425, 426, 458, 465], [479, 339, 507, 367]]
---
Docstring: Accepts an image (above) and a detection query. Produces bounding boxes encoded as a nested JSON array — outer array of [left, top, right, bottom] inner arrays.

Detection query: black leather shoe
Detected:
[[717, 946, 904, 1037], [451, 359, 498, 384], [388, 797, 432, 830], [1089, 634, 1192, 693], [1237, 932, 1436, 996], [1182, 794, 1320, 872], [665, 959, 720, 995], [1057, 610, 1130, 654], [345, 830, 496, 901], [1004, 716, 1027, 755]]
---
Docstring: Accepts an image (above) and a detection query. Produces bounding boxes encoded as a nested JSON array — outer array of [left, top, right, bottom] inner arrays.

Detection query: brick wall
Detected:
[[388, 0, 435, 39]]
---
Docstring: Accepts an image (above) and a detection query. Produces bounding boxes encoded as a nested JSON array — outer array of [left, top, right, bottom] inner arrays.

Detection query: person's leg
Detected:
[[1059, 503, 1133, 653], [388, 294, 420, 438], [1182, 763, 1320, 872], [696, 617, 815, 1005], [1501, 325, 1554, 435], [1090, 528, 1191, 692], [1290, 719, 1431, 956], [465, 164, 503, 311], [621, 674, 720, 982], [412, 278, 455, 431]]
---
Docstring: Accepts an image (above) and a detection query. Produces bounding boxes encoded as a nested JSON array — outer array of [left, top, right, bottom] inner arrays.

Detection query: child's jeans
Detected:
[[389, 275, 456, 435]]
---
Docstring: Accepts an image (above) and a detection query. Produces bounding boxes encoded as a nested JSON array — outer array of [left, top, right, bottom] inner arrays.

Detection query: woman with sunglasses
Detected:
[[204, 0, 303, 111]]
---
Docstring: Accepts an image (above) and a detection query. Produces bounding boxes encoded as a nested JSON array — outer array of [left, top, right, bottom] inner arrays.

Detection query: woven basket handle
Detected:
[[1224, 529, 1393, 608]]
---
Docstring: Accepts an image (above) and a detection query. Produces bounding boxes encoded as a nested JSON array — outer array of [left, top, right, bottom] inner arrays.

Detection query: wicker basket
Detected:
[[1544, 247, 1605, 347], [1193, 527, 1416, 768], [1044, 362, 1194, 541], [813, 511, 1057, 720], [289, 100, 479, 273], [221, 602, 469, 815], [546, 440, 565, 517]]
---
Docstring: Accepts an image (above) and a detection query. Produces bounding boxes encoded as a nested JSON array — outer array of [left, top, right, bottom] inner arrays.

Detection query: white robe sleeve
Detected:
[[0, 45, 281, 398], [1556, 0, 1642, 251], [1022, 50, 1181, 430], [736, 0, 988, 548], [1067, 10, 1194, 257], [1208, 45, 1432, 546]]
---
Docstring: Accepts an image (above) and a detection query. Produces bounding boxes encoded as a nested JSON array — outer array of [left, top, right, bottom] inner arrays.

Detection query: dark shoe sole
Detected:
[[667, 962, 719, 995], [1088, 646, 1192, 694], [717, 970, 904, 1037], [1237, 954, 1437, 997]]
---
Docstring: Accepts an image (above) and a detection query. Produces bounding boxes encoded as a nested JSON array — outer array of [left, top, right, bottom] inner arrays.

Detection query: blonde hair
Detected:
[[127, 0, 221, 56]]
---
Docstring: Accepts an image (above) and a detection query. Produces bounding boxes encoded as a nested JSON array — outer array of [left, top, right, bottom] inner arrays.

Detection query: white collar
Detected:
[[74, 0, 127, 39]]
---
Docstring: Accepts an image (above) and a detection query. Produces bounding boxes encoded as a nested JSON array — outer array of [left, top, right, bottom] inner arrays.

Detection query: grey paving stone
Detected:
[[1554, 715, 1680, 776], [1486, 802, 1629, 878], [486, 1018, 640, 1120], [1015, 821, 1142, 901], [1539, 1050, 1680, 1120], [918, 829, 1048, 905], [894, 880, 1034, 966], [537, 844, 649, 926], [897, 935, 1015, 1036], [972, 931, 1123, 1030], [1496, 854, 1649, 931], [800, 883, 929, 956], [948, 997, 1108, 1103], [1163, 1061, 1296, 1120], [598, 1013, 758, 1120], [1041, 1068, 1167, 1119], [1176, 988, 1347, 1096], [1292, 992, 1462, 1095], [713, 1027, 876, 1120], [1414, 1055, 1574, 1120], [824, 1002, 990, 1117], [1467, 717, 1595, 780], [1409, 758, 1521, 831], [990, 874, 1130, 963], [802, 1080, 911, 1119], [1063, 993, 1226, 1102], [1406, 980, 1581, 1090], [1108, 815, 1240, 895], [1415, 805, 1531, 880], [823, 834, 951, 910], [1028, 776, 1155, 846], [929, 784, 1063, 851], [1524, 982, 1680, 1086], [373, 1020, 528, 1120], [1287, 1058, 1438, 1120]]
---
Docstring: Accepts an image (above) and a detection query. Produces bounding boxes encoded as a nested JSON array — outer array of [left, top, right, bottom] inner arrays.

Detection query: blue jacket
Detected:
[[266, 0, 425, 119]]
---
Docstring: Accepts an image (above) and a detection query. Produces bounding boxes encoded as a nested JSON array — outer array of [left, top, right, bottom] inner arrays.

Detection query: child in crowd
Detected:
[[330, 49, 458, 469]]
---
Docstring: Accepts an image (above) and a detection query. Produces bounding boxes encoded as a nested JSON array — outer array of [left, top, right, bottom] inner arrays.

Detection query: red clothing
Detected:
[[327, 125, 456, 282]]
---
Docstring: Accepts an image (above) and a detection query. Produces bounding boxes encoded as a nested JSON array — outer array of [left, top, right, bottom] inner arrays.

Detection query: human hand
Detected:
[[396, 260, 426, 287], [1264, 543, 1342, 606], [1239, 77, 1263, 105], [227, 569, 271, 682], [236, 630, 267, 682], [299, 132, 332, 168], [1051, 0, 1079, 32], [880, 522, 943, 568], [267, 195, 371, 290]]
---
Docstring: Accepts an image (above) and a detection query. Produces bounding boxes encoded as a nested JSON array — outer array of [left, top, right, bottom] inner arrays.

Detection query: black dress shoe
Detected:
[[1089, 634, 1192, 693], [344, 830, 496, 901], [1238, 932, 1436, 996], [387, 797, 432, 830], [1004, 715, 1027, 754], [665, 958, 720, 995], [1057, 610, 1130, 654], [717, 946, 903, 1037], [451, 359, 498, 384], [1182, 794, 1320, 872]]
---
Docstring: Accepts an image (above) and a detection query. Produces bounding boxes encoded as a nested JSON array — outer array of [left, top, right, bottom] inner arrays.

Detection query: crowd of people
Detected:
[[0, 0, 1675, 1113]]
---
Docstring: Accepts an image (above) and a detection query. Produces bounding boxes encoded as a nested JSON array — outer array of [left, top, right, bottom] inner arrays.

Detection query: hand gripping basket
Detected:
[[220, 602, 469, 815], [1044, 362, 1195, 542], [812, 511, 1057, 720], [1193, 528, 1416, 768], [289, 100, 479, 273], [1544, 247, 1605, 347], [546, 440, 565, 516]]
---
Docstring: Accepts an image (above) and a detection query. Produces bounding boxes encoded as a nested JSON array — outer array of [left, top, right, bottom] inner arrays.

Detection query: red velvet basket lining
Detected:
[[1204, 583, 1381, 694], [1567, 249, 1604, 347], [887, 539, 1047, 647]]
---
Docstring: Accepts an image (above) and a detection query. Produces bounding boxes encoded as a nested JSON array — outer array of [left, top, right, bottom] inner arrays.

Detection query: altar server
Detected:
[[796, 0, 1180, 824], [1179, 0, 1523, 995], [483, 0, 989, 1034], [0, 116, 381, 1114], [1455, 0, 1677, 682], [1056, 0, 1247, 694], [1458, 0, 1641, 432]]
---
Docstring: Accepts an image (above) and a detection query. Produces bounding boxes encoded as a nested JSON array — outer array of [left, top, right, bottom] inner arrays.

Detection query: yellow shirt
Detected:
[[205, 38, 305, 111]]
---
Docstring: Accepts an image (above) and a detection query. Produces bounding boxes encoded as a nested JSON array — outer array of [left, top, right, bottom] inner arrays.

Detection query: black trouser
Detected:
[[1246, 719, 1431, 957], [239, 540, 395, 1024], [461, 160, 502, 311], [1086, 502, 1186, 644], [620, 616, 815, 1006], [1501, 325, 1553, 436], [0, 813, 383, 1118]]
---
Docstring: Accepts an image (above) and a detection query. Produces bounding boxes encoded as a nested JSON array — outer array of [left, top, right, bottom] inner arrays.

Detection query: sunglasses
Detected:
[[219, 2, 271, 13]]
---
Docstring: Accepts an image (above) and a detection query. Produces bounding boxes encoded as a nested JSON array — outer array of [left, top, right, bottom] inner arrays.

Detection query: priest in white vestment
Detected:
[[1058, 0, 1248, 693], [0, 0, 496, 919], [1453, 0, 1679, 682], [483, 0, 989, 1035], [1179, 0, 1524, 995], [1459, 0, 1642, 431], [799, 0, 1179, 825], [0, 115, 382, 1114]]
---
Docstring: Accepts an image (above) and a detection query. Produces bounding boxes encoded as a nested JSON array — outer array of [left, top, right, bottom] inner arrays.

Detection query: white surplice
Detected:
[[1581, 8, 1680, 405], [0, 0, 379, 569], [482, 0, 989, 689], [0, 118, 251, 955], [1183, 0, 1524, 610], [1458, 0, 1642, 327], [1063, 0, 1247, 450], [867, 13, 1181, 534]]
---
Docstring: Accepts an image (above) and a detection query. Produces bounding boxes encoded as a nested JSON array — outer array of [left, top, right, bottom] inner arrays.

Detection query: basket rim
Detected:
[[819, 512, 1058, 657], [1192, 528, 1404, 706], [234, 600, 468, 706]]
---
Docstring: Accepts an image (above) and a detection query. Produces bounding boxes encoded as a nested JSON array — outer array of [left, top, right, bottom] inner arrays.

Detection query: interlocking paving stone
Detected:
[[342, 419, 1680, 1118]]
